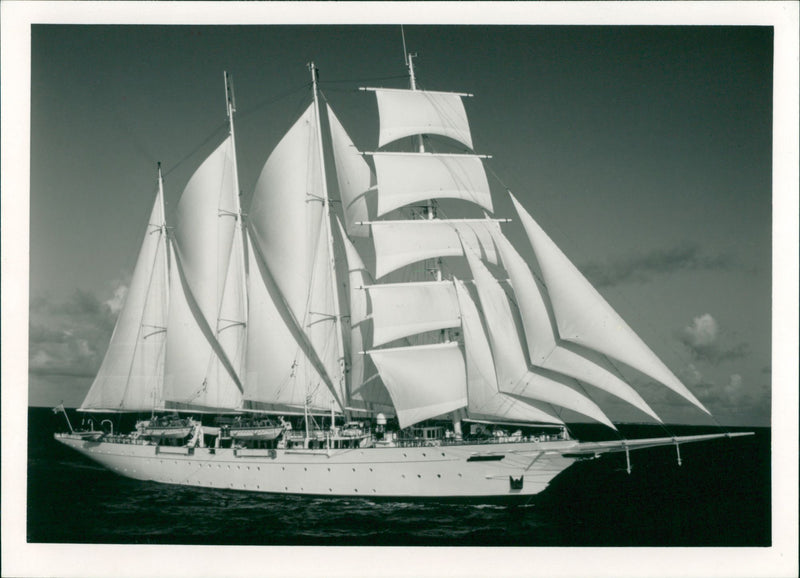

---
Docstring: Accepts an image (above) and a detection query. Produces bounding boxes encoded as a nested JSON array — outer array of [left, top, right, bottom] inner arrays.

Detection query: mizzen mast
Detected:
[[309, 61, 348, 425]]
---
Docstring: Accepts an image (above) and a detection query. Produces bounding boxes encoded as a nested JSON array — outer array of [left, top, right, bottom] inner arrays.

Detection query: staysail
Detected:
[[327, 105, 375, 238], [463, 241, 616, 429], [492, 228, 661, 422], [243, 232, 337, 414], [336, 219, 395, 413], [454, 279, 564, 425], [509, 194, 709, 414], [80, 175, 168, 412], [249, 101, 345, 410], [163, 136, 245, 412]]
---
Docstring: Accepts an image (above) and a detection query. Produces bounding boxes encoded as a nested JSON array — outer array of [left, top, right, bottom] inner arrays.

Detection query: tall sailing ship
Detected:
[[54, 52, 750, 499]]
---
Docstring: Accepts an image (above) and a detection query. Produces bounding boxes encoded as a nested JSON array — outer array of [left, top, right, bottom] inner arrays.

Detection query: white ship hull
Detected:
[[55, 434, 577, 499]]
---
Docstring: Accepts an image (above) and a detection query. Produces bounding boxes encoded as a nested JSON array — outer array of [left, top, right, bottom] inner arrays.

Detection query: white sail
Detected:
[[243, 233, 336, 413], [454, 279, 563, 425], [463, 242, 616, 429], [80, 187, 168, 412], [164, 241, 242, 411], [249, 103, 344, 409], [371, 153, 492, 216], [249, 104, 320, 322], [336, 219, 394, 412], [327, 104, 374, 238], [510, 194, 709, 414], [171, 137, 238, 343], [368, 342, 467, 429], [371, 88, 474, 149], [366, 281, 460, 347], [371, 219, 501, 279], [493, 230, 661, 422]]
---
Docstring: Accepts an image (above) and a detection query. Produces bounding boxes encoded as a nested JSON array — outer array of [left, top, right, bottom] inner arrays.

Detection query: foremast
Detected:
[[405, 49, 462, 437]]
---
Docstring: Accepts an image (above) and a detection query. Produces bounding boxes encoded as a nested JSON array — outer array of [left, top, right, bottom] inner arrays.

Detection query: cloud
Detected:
[[29, 289, 119, 380], [105, 283, 128, 315], [678, 313, 748, 364], [676, 365, 769, 424], [581, 243, 733, 287], [682, 313, 718, 347]]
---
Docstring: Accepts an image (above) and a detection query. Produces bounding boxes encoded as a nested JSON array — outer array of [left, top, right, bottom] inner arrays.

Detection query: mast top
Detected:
[[224, 70, 236, 115]]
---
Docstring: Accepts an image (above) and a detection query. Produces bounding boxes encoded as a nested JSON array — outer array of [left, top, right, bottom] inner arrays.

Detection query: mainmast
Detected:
[[309, 61, 348, 427], [224, 71, 248, 319]]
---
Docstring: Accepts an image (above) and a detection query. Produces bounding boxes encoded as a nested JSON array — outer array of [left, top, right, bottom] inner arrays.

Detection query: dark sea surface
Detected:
[[27, 407, 770, 547]]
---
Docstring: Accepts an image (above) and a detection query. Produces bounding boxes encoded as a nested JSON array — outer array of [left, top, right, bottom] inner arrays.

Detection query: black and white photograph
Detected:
[[2, 2, 797, 577]]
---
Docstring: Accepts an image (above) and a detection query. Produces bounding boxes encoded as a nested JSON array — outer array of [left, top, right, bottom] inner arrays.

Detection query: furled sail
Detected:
[[80, 185, 168, 412], [454, 279, 563, 425], [370, 88, 474, 149], [249, 103, 345, 409], [336, 220, 394, 413], [371, 152, 492, 216], [368, 342, 467, 428], [492, 229, 661, 422], [370, 219, 501, 279], [509, 194, 709, 414], [327, 104, 375, 237], [243, 233, 336, 414], [365, 281, 460, 347], [463, 242, 616, 429]]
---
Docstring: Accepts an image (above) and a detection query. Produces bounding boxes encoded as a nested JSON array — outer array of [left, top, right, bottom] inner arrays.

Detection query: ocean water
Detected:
[[27, 407, 770, 546]]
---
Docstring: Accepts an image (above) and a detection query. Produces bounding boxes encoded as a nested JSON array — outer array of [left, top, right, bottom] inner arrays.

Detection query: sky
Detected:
[[24, 23, 775, 426], [8, 18, 780, 429]]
